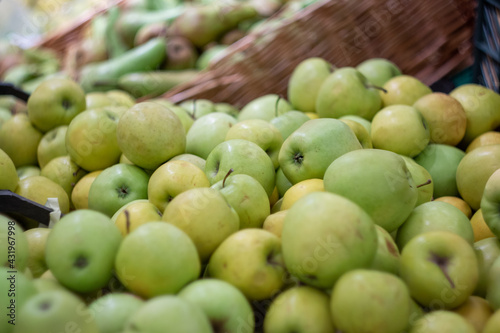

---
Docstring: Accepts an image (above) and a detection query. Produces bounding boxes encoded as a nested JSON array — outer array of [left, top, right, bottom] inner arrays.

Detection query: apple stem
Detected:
[[192, 99, 197, 119], [365, 83, 388, 93], [328, 63, 337, 73], [222, 168, 234, 188], [275, 95, 282, 118], [416, 179, 432, 188]]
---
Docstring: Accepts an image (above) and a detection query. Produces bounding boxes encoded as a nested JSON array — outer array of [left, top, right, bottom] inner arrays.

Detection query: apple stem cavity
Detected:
[[62, 99, 71, 110], [210, 319, 228, 333], [365, 83, 388, 94], [293, 152, 304, 165], [116, 185, 129, 198], [416, 179, 432, 188], [74, 255, 88, 269], [222, 168, 234, 188], [39, 301, 51, 311], [429, 252, 455, 288]]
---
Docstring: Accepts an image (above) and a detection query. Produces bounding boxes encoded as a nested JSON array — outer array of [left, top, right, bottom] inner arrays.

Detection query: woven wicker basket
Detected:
[[162, 0, 477, 107]]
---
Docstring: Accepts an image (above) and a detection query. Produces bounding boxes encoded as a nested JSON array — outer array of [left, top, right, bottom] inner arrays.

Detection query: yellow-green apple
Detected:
[[466, 131, 500, 153], [453, 296, 493, 333], [179, 99, 216, 120], [450, 84, 500, 146], [169, 153, 206, 170], [280, 178, 324, 211], [339, 114, 372, 134], [316, 67, 382, 120], [119, 153, 134, 165], [45, 209, 122, 293], [37, 125, 68, 168], [481, 169, 500, 238], [15, 176, 70, 214], [339, 118, 373, 148], [483, 309, 500, 333], [40, 155, 87, 200], [111, 199, 162, 236], [27, 77, 86, 132], [225, 119, 283, 169], [399, 231, 479, 310], [270, 111, 310, 140], [0, 216, 28, 271], [186, 112, 237, 159], [356, 57, 402, 86], [434, 196, 472, 218], [122, 295, 212, 333], [85, 92, 115, 109], [396, 201, 474, 249], [287, 57, 332, 113], [281, 191, 377, 288], [168, 105, 195, 133], [214, 102, 238, 117], [279, 118, 362, 184], [263, 210, 287, 238], [211, 173, 270, 229], [371, 105, 430, 157], [115, 222, 200, 298], [12, 290, 98, 333], [400, 155, 433, 206], [324, 149, 417, 232], [331, 269, 411, 333], [409, 310, 476, 333], [371, 225, 400, 275], [71, 170, 102, 210], [65, 107, 123, 171], [106, 90, 135, 107], [0, 113, 43, 167], [207, 229, 286, 300], [0, 107, 12, 128], [178, 279, 255, 333], [116, 102, 186, 170], [456, 144, 500, 210], [0, 148, 18, 191], [162, 187, 239, 262], [414, 143, 466, 198], [238, 94, 293, 122], [32, 277, 64, 294], [24, 228, 51, 278], [264, 286, 334, 333], [413, 92, 467, 146], [16, 165, 40, 180], [205, 139, 275, 196], [381, 75, 432, 106], [148, 160, 210, 212], [474, 237, 500, 297], [275, 167, 292, 198], [487, 255, 500, 310], [88, 293, 144, 333], [88, 164, 149, 217], [1, 267, 37, 333]]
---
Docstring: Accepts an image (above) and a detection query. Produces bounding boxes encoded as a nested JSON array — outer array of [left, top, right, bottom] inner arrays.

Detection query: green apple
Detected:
[[225, 119, 283, 169], [211, 173, 270, 229], [115, 222, 200, 298], [148, 160, 210, 212], [340, 118, 373, 148], [207, 229, 286, 300], [27, 77, 86, 132], [371, 105, 430, 157], [12, 290, 98, 333], [287, 57, 332, 113], [65, 107, 123, 171], [106, 90, 135, 108], [474, 237, 500, 297], [111, 199, 162, 236], [324, 149, 417, 232], [281, 191, 377, 288], [179, 99, 216, 120], [179, 279, 254, 333], [214, 102, 239, 117], [487, 255, 500, 310], [269, 110, 310, 140], [238, 94, 293, 122], [400, 231, 479, 310], [0, 113, 43, 167], [40, 155, 88, 200], [162, 187, 239, 262], [484, 309, 500, 333], [275, 167, 292, 198], [371, 224, 400, 275], [88, 293, 144, 333], [481, 169, 500, 238], [0, 148, 18, 191], [169, 153, 206, 170], [45, 209, 122, 293], [1, 267, 37, 333], [331, 269, 411, 333], [16, 165, 40, 180], [85, 92, 115, 109], [400, 155, 433, 206], [381, 75, 432, 106], [409, 310, 476, 333], [339, 114, 372, 134], [0, 216, 29, 271], [24, 228, 51, 278], [122, 295, 212, 333], [15, 176, 70, 214], [450, 84, 500, 145], [205, 139, 275, 196], [316, 67, 382, 120], [117, 102, 186, 170], [396, 201, 475, 249], [414, 143, 466, 198], [0, 107, 12, 128], [168, 105, 195, 133], [356, 57, 402, 86], [36, 125, 68, 169], [264, 286, 334, 333], [413, 92, 467, 146], [186, 112, 237, 159], [456, 144, 500, 210], [279, 118, 362, 184], [88, 163, 149, 217]]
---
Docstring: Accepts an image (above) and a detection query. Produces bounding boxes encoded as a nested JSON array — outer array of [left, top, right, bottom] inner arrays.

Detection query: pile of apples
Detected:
[[2, 56, 500, 333]]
